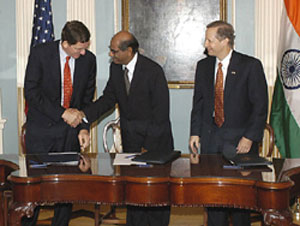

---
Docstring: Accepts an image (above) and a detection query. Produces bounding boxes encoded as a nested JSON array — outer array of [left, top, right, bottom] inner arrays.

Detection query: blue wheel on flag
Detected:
[[281, 49, 300, 90]]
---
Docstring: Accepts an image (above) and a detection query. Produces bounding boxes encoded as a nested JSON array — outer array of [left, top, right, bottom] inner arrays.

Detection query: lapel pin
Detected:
[[231, 71, 236, 75]]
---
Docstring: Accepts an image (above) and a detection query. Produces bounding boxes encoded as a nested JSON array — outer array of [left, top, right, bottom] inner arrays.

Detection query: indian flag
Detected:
[[270, 0, 300, 158]]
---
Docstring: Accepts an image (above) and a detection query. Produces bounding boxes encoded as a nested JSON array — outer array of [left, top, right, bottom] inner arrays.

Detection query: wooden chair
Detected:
[[96, 117, 126, 225], [2, 124, 28, 226], [259, 123, 275, 157], [202, 123, 275, 226], [250, 123, 275, 226], [102, 117, 122, 153]]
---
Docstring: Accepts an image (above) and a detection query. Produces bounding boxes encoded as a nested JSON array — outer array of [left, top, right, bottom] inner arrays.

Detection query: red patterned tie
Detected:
[[63, 56, 72, 108], [214, 62, 224, 127]]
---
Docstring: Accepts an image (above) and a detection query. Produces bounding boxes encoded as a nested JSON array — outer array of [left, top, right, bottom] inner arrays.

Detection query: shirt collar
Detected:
[[124, 53, 138, 73], [216, 49, 233, 68], [59, 41, 71, 60]]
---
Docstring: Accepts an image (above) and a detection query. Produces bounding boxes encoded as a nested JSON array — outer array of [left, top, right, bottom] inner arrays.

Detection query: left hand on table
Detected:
[[236, 137, 253, 154]]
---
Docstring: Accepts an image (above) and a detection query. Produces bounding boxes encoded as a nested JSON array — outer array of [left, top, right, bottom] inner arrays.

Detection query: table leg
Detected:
[[95, 204, 100, 226], [263, 209, 295, 226], [9, 202, 36, 226], [0, 192, 4, 226]]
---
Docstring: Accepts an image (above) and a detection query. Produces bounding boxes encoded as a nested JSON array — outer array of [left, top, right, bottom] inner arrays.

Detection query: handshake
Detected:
[[61, 108, 87, 128]]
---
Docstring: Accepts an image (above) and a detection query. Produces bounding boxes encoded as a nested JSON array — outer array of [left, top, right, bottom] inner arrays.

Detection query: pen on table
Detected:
[[83, 117, 88, 123], [137, 164, 153, 168], [125, 154, 137, 159]]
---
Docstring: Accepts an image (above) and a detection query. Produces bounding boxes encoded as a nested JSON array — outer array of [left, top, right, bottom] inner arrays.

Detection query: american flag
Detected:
[[30, 0, 55, 48]]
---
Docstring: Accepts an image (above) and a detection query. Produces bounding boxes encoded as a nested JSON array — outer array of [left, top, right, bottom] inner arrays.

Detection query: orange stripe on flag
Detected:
[[284, 0, 300, 37]]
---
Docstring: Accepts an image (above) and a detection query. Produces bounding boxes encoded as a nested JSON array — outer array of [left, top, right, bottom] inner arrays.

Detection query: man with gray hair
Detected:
[[189, 20, 268, 226]]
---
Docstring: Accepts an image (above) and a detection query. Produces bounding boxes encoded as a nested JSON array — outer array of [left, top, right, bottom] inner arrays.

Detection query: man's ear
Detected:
[[128, 47, 133, 55], [62, 40, 69, 48], [222, 38, 230, 46]]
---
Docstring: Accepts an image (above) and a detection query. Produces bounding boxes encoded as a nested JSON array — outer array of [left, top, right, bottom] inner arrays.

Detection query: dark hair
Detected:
[[61, 20, 90, 45], [207, 20, 235, 48], [119, 34, 139, 53]]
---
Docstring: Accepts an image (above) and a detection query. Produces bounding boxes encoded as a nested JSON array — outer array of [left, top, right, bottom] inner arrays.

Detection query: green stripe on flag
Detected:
[[270, 76, 300, 158]]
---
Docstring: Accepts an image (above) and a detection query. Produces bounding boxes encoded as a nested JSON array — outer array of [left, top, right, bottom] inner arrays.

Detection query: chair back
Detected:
[[103, 117, 122, 153], [260, 123, 275, 157], [20, 123, 27, 154]]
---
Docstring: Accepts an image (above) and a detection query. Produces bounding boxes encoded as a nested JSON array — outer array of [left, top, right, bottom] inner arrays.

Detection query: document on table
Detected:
[[28, 152, 80, 168], [113, 153, 147, 166]]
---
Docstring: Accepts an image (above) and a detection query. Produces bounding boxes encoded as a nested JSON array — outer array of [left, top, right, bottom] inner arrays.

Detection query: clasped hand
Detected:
[[62, 108, 85, 128]]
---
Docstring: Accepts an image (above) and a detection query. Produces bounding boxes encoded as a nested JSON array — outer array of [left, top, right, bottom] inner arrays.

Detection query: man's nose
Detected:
[[80, 49, 86, 55], [204, 40, 209, 48]]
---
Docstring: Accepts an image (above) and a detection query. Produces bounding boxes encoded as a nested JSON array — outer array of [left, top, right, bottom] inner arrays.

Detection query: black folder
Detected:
[[132, 150, 181, 165], [28, 152, 80, 167], [226, 153, 272, 167]]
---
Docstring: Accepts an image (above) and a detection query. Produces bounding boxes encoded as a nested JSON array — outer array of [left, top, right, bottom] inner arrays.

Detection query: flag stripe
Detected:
[[284, 0, 300, 37], [271, 73, 300, 158]]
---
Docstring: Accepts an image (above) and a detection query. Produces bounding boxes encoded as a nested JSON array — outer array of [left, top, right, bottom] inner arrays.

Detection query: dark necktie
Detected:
[[214, 62, 224, 127], [63, 56, 72, 108], [124, 67, 130, 95]]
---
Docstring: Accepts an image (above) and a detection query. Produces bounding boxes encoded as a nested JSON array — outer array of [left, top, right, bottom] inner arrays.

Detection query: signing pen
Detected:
[[83, 117, 88, 123], [137, 164, 153, 168], [125, 154, 137, 159]]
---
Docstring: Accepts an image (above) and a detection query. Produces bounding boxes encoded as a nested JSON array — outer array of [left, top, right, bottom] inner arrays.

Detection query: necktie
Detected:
[[124, 67, 130, 95], [63, 56, 72, 108], [214, 62, 224, 127]]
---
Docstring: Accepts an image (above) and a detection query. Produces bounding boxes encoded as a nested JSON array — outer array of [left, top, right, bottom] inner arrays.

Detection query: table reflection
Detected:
[[3, 153, 300, 184]]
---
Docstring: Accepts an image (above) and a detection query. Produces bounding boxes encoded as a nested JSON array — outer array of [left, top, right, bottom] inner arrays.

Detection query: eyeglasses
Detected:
[[109, 46, 120, 54], [109, 46, 129, 54]]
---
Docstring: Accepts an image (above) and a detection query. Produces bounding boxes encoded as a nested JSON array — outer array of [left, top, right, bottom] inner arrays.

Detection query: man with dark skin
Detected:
[[80, 31, 174, 226]]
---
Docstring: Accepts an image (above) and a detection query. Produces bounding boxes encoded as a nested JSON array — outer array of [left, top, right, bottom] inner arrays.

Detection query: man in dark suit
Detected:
[[189, 20, 268, 226], [80, 31, 173, 226], [23, 20, 95, 226]]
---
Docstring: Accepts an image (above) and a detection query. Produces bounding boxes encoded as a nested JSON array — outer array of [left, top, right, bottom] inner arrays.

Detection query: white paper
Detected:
[[113, 153, 147, 166]]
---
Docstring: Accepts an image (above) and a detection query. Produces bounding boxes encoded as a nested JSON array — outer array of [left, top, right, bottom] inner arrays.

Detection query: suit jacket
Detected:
[[24, 40, 96, 153], [190, 51, 268, 154], [84, 54, 174, 153]]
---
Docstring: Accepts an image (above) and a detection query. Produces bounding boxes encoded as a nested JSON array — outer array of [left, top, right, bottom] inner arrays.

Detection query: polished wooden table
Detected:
[[0, 155, 19, 226], [7, 153, 300, 226]]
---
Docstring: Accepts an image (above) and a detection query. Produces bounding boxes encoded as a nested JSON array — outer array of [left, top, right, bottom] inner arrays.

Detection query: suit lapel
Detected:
[[51, 41, 62, 101], [118, 65, 128, 97], [207, 57, 216, 115], [224, 51, 240, 102], [72, 57, 84, 104], [129, 54, 141, 94]]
